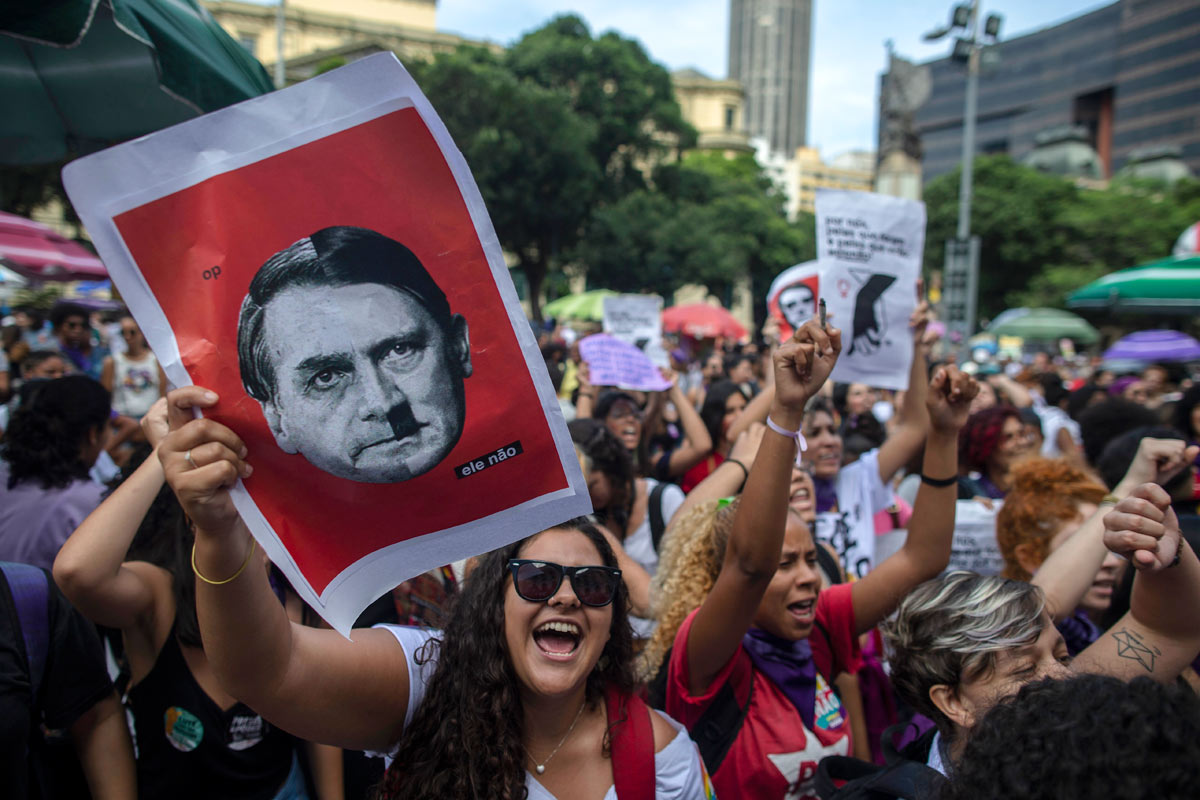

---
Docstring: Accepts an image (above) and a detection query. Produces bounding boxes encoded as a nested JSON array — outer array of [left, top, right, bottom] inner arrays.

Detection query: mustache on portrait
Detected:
[[387, 401, 422, 440]]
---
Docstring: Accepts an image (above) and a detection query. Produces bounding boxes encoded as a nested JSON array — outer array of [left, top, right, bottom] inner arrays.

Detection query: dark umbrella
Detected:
[[0, 0, 274, 165]]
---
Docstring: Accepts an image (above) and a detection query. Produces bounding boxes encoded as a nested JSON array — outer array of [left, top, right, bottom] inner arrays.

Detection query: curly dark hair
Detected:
[[568, 418, 635, 535], [699, 380, 748, 449], [376, 519, 637, 800], [957, 406, 1020, 474], [2, 375, 110, 490], [941, 674, 1200, 800]]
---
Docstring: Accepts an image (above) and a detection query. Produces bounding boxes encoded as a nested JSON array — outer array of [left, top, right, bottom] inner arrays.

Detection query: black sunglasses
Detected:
[[507, 559, 622, 607]]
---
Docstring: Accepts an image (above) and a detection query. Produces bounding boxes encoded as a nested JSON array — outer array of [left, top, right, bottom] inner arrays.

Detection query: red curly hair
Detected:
[[996, 457, 1107, 581], [958, 406, 1022, 474]]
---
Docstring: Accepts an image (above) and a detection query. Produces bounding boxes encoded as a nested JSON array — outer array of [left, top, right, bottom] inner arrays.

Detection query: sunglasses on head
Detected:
[[507, 559, 622, 607]]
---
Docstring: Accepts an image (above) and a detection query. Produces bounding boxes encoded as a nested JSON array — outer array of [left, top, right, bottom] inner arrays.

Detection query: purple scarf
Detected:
[[743, 627, 818, 729], [814, 475, 839, 513]]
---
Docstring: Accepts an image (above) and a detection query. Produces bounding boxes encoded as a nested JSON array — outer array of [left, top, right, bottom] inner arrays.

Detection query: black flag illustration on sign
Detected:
[[847, 270, 896, 356]]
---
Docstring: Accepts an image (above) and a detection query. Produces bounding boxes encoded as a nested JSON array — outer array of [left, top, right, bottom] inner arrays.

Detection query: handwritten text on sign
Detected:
[[579, 333, 671, 392]]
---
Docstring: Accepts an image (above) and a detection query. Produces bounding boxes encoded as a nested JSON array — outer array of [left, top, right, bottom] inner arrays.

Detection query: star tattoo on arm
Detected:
[[1112, 627, 1162, 673]]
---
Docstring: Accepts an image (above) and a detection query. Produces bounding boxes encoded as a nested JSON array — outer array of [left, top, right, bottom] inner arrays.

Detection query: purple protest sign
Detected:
[[579, 333, 672, 392]]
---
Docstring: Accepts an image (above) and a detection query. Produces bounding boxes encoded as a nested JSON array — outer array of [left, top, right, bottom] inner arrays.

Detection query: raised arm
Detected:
[[1072, 483, 1200, 682], [574, 361, 597, 419], [684, 319, 840, 694], [851, 366, 976, 633], [160, 387, 411, 751], [1033, 438, 1197, 620], [658, 370, 714, 477], [54, 398, 173, 631], [875, 296, 932, 483]]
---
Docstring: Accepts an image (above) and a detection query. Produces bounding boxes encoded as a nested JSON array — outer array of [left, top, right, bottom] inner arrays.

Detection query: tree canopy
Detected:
[[410, 14, 697, 320], [923, 156, 1200, 315]]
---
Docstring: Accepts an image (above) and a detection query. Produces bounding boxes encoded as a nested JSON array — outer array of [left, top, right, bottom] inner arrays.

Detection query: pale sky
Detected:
[[435, 0, 1112, 157]]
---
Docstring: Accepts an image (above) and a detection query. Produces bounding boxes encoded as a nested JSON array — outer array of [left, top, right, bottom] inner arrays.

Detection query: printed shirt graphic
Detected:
[[812, 450, 894, 579], [667, 584, 861, 800]]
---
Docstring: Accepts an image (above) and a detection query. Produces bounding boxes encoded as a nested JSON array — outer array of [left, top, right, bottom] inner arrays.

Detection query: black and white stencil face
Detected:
[[779, 283, 816, 329], [256, 282, 472, 483], [847, 271, 896, 356]]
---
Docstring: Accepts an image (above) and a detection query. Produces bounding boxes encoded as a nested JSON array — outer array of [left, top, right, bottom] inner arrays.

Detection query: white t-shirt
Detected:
[[110, 349, 161, 418], [626, 479, 685, 639], [1032, 394, 1081, 458], [812, 449, 893, 579], [376, 625, 710, 799]]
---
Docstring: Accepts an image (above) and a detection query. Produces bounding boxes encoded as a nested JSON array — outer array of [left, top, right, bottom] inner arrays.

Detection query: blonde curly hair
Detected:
[[638, 497, 740, 681]]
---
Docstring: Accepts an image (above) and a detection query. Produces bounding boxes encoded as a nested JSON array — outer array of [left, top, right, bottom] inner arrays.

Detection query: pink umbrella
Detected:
[[662, 303, 748, 341], [0, 211, 107, 281]]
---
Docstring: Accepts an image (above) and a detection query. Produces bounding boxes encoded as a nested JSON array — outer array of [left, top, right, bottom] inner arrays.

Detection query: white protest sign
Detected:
[[579, 333, 671, 392], [944, 500, 1005, 575], [766, 260, 821, 339], [603, 294, 667, 367], [816, 189, 925, 390], [62, 54, 590, 634]]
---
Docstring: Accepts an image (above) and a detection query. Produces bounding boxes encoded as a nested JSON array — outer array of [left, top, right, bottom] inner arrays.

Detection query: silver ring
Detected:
[[185, 449, 197, 469]]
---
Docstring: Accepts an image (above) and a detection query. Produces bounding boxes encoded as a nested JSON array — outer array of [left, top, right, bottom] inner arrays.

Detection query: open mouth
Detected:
[[788, 598, 815, 623], [533, 621, 582, 658]]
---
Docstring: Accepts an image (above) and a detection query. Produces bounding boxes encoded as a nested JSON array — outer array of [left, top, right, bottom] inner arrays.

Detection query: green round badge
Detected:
[[164, 706, 204, 752]]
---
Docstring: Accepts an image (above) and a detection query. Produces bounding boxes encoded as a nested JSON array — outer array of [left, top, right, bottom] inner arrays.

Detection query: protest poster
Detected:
[[815, 189, 925, 391], [944, 500, 1005, 576], [62, 54, 591, 634], [766, 260, 821, 340], [579, 334, 672, 392], [602, 294, 667, 366]]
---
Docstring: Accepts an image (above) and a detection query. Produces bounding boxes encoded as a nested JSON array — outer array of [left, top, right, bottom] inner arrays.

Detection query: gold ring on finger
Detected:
[[185, 449, 197, 470]]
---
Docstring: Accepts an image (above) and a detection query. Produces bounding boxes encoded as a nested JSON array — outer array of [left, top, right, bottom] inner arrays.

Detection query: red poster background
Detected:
[[114, 109, 568, 594]]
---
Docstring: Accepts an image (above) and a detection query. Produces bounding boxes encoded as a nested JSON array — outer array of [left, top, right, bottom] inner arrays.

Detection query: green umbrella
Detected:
[[986, 307, 1100, 344], [543, 289, 617, 322], [1067, 255, 1200, 316], [0, 0, 275, 165]]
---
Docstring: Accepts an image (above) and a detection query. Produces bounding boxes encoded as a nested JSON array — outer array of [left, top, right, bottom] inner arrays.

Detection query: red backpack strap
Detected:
[[606, 684, 655, 800]]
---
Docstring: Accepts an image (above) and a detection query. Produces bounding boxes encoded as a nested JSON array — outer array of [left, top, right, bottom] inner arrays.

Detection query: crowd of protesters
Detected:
[[2, 297, 1200, 799]]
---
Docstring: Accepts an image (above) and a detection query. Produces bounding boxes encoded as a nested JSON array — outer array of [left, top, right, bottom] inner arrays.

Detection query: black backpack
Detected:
[[648, 481, 669, 553], [815, 724, 947, 799]]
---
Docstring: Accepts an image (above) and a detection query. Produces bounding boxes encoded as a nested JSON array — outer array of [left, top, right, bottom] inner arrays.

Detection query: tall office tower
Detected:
[[728, 0, 813, 158]]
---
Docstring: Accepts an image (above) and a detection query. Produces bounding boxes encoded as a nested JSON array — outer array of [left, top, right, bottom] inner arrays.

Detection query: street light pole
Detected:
[[956, 0, 980, 241], [275, 0, 287, 89]]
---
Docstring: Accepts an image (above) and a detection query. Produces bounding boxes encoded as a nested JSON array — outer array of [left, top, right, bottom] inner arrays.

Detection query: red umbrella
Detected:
[[0, 210, 107, 280], [662, 303, 748, 341]]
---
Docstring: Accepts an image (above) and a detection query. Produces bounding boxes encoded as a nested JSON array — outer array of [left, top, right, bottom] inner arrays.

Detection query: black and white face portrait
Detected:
[[779, 283, 816, 329], [238, 227, 471, 483]]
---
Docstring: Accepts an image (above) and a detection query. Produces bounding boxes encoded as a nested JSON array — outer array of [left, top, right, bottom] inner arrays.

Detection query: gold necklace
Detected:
[[526, 699, 586, 775]]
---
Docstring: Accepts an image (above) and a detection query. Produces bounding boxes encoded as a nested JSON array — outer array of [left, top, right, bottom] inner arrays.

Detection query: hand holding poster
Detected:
[[579, 334, 672, 392], [815, 189, 925, 390], [766, 260, 821, 340], [62, 54, 590, 634]]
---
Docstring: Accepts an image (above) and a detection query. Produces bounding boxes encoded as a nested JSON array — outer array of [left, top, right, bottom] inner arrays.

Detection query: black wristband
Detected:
[[726, 458, 750, 481], [920, 473, 958, 488], [1169, 537, 1184, 568]]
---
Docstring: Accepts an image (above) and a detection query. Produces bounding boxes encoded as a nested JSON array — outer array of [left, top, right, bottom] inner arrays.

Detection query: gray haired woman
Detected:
[[883, 481, 1200, 775]]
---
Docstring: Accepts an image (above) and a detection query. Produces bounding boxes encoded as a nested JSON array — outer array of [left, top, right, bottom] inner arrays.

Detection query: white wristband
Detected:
[[765, 416, 808, 463]]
